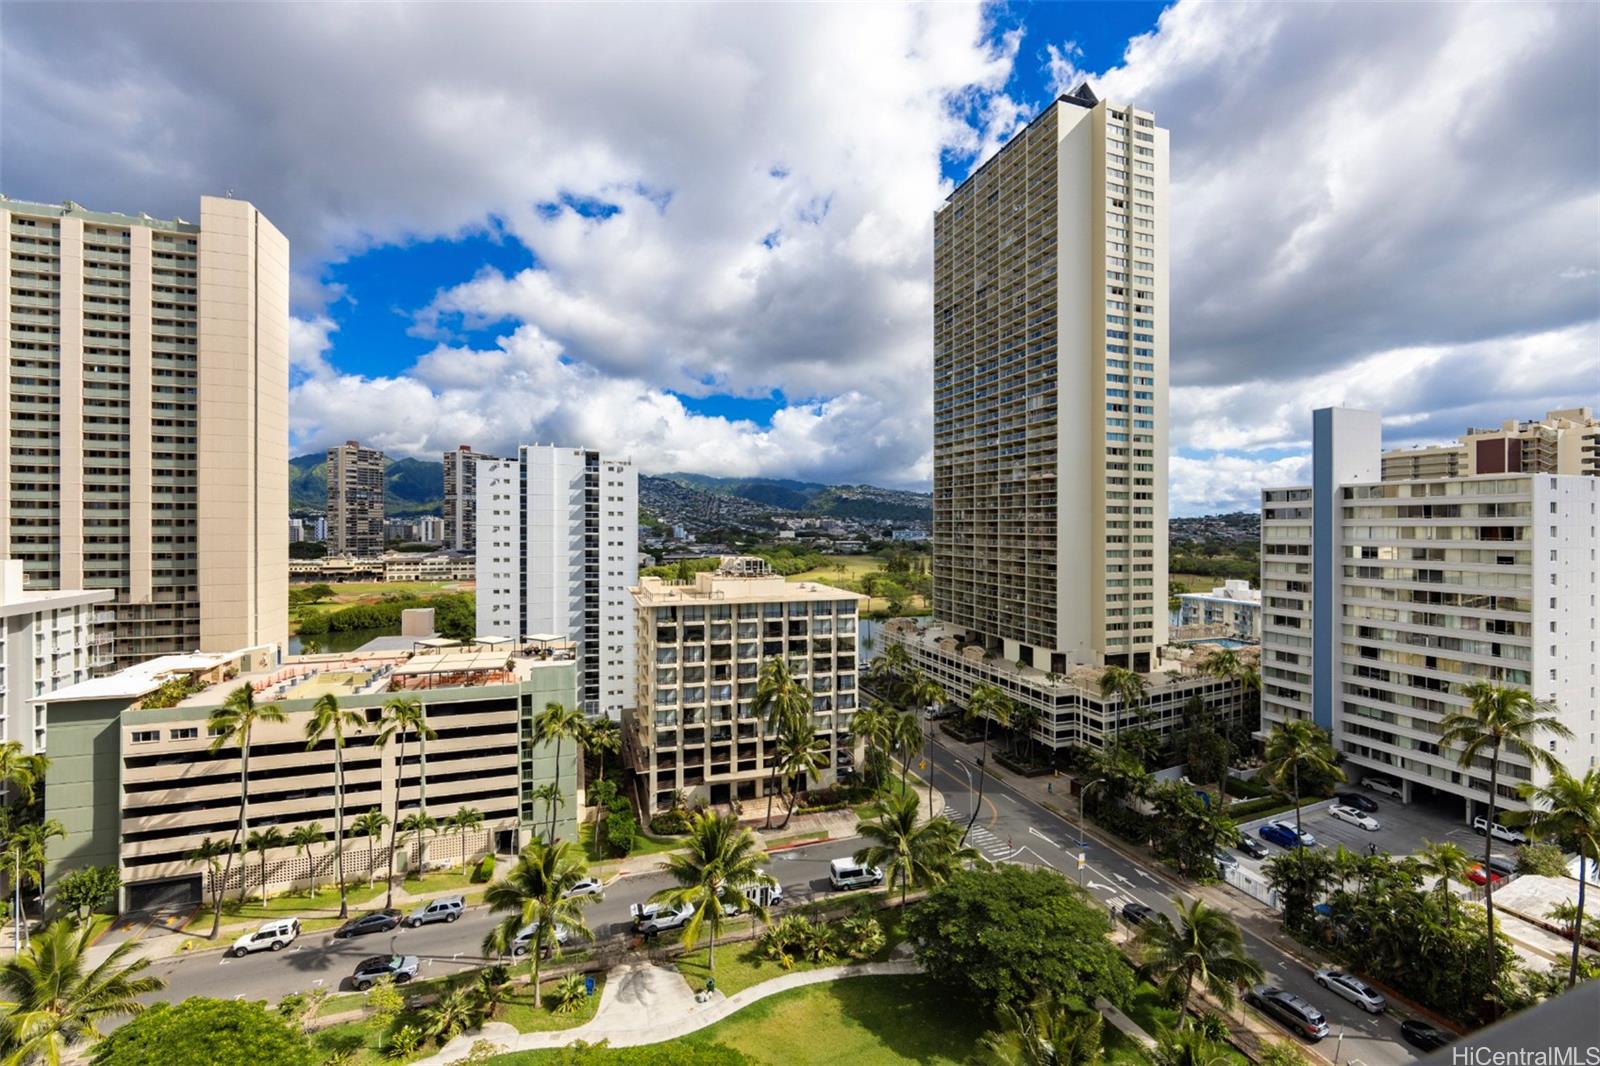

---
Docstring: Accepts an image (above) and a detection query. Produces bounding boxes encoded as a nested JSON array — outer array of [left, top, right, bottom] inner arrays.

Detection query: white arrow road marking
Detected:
[[1132, 866, 1158, 883], [1113, 872, 1134, 886], [1086, 880, 1116, 892], [1029, 827, 1061, 848], [313, 978, 324, 987]]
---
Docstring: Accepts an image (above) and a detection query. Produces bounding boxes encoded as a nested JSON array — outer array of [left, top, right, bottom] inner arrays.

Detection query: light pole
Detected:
[[1078, 778, 1106, 848]]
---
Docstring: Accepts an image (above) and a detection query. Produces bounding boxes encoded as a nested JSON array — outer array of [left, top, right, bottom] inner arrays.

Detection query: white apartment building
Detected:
[[1176, 580, 1262, 640], [1261, 407, 1600, 818], [0, 558, 114, 756], [443, 445, 499, 552], [624, 558, 863, 814], [1, 195, 289, 667], [477, 445, 638, 718]]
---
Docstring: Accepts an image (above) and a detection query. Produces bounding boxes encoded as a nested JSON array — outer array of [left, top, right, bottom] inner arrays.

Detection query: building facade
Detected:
[[40, 642, 578, 911], [477, 445, 638, 718], [1382, 408, 1600, 481], [443, 445, 498, 552], [932, 82, 1168, 674], [1261, 407, 1600, 817], [326, 441, 385, 557], [1175, 580, 1262, 641], [0, 559, 114, 757], [1, 196, 289, 667], [624, 558, 863, 814]]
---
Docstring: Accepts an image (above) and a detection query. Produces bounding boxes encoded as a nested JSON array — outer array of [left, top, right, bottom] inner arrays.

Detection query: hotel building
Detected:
[[624, 558, 863, 814], [326, 440, 385, 557], [1261, 407, 1599, 817], [0, 558, 114, 756], [1175, 580, 1262, 641], [1, 195, 289, 667], [477, 445, 638, 718], [1382, 407, 1599, 481], [443, 445, 499, 552]]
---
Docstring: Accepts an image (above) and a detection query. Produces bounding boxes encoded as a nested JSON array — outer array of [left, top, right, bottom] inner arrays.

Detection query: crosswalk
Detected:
[[942, 806, 1021, 862]]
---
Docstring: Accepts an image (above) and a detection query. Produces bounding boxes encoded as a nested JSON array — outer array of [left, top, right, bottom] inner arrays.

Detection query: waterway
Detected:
[[285, 627, 395, 656]]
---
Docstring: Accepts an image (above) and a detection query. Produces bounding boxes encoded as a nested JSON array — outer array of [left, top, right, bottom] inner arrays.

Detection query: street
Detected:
[[919, 738, 1417, 1066]]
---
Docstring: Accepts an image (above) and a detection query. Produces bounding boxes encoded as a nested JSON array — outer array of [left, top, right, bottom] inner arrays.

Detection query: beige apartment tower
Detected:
[[443, 444, 498, 552], [326, 440, 385, 557], [932, 83, 1168, 673], [1381, 408, 1599, 481], [1, 195, 288, 667]]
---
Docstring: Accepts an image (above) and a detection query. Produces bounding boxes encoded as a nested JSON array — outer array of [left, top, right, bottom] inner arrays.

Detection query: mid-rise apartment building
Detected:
[[1382, 407, 1599, 481], [443, 445, 498, 552], [1, 195, 288, 667], [624, 558, 863, 814], [1262, 407, 1599, 818], [477, 445, 638, 718], [1175, 579, 1262, 641], [40, 641, 578, 912], [326, 440, 385, 557], [0, 558, 114, 756], [932, 82, 1168, 675]]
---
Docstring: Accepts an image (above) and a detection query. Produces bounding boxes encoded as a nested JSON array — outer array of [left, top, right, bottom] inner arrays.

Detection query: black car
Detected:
[[350, 954, 419, 991], [1237, 836, 1270, 860], [1400, 1020, 1453, 1051], [1336, 792, 1379, 813], [334, 909, 403, 939], [1249, 985, 1330, 1041], [1121, 902, 1156, 926]]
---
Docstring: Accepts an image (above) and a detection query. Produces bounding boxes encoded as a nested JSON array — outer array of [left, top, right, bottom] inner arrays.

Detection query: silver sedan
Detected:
[[1314, 967, 1387, 1013], [1328, 804, 1381, 831]]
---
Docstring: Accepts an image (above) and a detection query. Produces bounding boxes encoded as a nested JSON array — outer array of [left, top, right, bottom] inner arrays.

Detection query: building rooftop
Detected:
[[1, 194, 200, 232], [633, 556, 863, 607]]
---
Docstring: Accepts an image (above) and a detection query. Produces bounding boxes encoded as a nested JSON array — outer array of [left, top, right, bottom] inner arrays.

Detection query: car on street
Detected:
[[1335, 792, 1379, 813], [1466, 864, 1504, 886], [1313, 968, 1387, 1013], [1328, 804, 1381, 831], [1486, 855, 1517, 878], [406, 895, 464, 927], [1121, 902, 1156, 926], [1400, 1019, 1454, 1051], [1214, 851, 1239, 874], [1249, 985, 1330, 1041], [829, 857, 884, 891], [334, 909, 403, 939], [350, 954, 419, 991], [512, 922, 575, 956], [1473, 817, 1529, 845], [1362, 777, 1404, 800], [565, 877, 605, 900], [1237, 836, 1270, 860], [1260, 821, 1317, 849], [632, 900, 697, 936], [229, 918, 301, 957]]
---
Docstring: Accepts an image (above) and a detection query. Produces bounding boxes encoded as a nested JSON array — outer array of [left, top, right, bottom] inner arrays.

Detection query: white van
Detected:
[[745, 870, 783, 909], [829, 857, 883, 891], [229, 917, 301, 957]]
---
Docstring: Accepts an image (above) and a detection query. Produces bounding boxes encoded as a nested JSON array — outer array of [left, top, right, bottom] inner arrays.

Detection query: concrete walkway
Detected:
[[417, 959, 925, 1064]]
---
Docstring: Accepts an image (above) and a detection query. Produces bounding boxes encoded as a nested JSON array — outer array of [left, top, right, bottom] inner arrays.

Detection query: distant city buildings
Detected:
[[890, 528, 929, 542], [1382, 407, 1599, 481], [443, 445, 499, 552], [1175, 579, 1262, 641], [289, 551, 475, 583], [1261, 407, 1599, 816], [326, 441, 385, 556], [0, 559, 115, 756], [1, 195, 289, 667], [288, 518, 306, 544], [477, 446, 638, 717]]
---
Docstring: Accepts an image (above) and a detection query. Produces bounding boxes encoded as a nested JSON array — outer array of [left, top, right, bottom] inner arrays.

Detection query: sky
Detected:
[[3, 1, 1597, 515]]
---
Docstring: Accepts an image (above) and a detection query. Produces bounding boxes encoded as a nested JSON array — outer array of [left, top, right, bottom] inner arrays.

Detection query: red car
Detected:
[[1466, 864, 1503, 886]]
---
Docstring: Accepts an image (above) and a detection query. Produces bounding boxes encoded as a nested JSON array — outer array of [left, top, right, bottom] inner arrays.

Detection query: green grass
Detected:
[[785, 555, 930, 615], [578, 820, 681, 864], [185, 880, 387, 933], [400, 867, 482, 894], [289, 579, 471, 633], [500, 975, 605, 1032], [673, 907, 909, 997]]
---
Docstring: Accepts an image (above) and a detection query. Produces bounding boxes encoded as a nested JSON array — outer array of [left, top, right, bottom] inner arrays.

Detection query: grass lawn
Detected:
[[399, 867, 483, 895], [289, 579, 473, 633], [578, 820, 681, 864], [500, 974, 605, 1032], [785, 555, 929, 615], [185, 880, 387, 933], [672, 906, 909, 997]]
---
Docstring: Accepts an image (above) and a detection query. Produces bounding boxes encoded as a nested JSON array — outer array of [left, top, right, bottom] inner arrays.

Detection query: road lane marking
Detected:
[[1029, 826, 1060, 848]]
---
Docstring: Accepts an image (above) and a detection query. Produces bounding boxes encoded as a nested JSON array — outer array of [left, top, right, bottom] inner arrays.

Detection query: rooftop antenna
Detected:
[[226, 188, 235, 199]]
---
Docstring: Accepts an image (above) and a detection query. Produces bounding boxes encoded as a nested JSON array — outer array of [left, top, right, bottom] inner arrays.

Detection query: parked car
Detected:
[[406, 895, 464, 927], [512, 922, 575, 956], [1486, 855, 1517, 878], [1328, 804, 1381, 831], [1400, 1019, 1454, 1051], [350, 954, 419, 991], [632, 900, 697, 936], [229, 918, 301, 958], [1121, 902, 1156, 926], [1249, 985, 1330, 1041], [829, 857, 884, 891], [1260, 821, 1317, 849], [1237, 836, 1270, 860], [1473, 817, 1529, 845], [1335, 792, 1379, 813], [1466, 864, 1504, 886], [743, 872, 783, 908], [1313, 968, 1386, 1013], [1214, 851, 1239, 874], [334, 909, 403, 939], [565, 878, 605, 900], [1362, 777, 1404, 800]]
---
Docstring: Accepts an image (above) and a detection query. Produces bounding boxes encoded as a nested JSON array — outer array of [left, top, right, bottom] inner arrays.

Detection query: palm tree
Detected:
[[398, 812, 437, 881], [772, 719, 828, 829], [244, 827, 286, 903], [1011, 703, 1043, 765], [649, 811, 772, 975], [1414, 840, 1472, 920], [978, 994, 1104, 1066], [1132, 897, 1263, 1017], [1261, 720, 1343, 845], [1099, 666, 1146, 744], [375, 696, 437, 907], [447, 807, 485, 871], [1513, 766, 1600, 989], [207, 683, 286, 902], [532, 701, 583, 838], [351, 808, 390, 889], [1199, 652, 1257, 814], [289, 823, 327, 896], [1438, 681, 1572, 1009], [14, 819, 65, 907], [962, 684, 1013, 845], [854, 794, 980, 908], [579, 717, 621, 784], [531, 783, 565, 844], [1152, 1026, 1233, 1066], [852, 701, 895, 789], [905, 670, 945, 818], [305, 692, 365, 918], [891, 708, 925, 795], [481, 841, 595, 1008], [186, 837, 234, 940], [0, 917, 165, 1064], [752, 658, 812, 828], [0, 742, 48, 804]]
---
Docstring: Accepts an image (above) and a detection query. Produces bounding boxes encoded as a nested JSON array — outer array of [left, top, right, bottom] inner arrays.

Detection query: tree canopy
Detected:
[[89, 998, 317, 1066]]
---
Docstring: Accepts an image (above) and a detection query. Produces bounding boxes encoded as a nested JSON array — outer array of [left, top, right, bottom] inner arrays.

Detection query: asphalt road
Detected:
[[143, 838, 870, 1006], [921, 737, 1417, 1066]]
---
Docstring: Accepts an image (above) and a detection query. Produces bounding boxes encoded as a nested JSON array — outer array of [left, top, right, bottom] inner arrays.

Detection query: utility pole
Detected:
[[12, 846, 22, 957]]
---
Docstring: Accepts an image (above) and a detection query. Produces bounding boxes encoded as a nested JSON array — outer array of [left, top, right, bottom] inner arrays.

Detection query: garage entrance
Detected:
[[125, 874, 202, 914]]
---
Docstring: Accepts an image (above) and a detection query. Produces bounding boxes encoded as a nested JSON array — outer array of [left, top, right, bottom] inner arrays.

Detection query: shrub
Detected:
[[1224, 774, 1268, 799], [589, 778, 619, 811], [648, 809, 692, 835], [473, 853, 497, 883], [1516, 842, 1569, 878], [550, 973, 589, 1014], [837, 913, 884, 960], [1222, 795, 1296, 821], [54, 865, 121, 919], [385, 1024, 423, 1059], [364, 976, 404, 1021], [758, 915, 839, 968], [605, 811, 638, 856]]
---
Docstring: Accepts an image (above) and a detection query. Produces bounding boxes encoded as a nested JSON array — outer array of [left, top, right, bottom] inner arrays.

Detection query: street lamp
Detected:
[[1078, 777, 1106, 849]]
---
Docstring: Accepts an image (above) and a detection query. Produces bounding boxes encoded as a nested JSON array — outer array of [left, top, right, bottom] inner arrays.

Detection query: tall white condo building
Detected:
[[477, 446, 638, 718]]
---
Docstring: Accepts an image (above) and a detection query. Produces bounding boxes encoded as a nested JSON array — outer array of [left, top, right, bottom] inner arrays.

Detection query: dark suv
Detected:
[[334, 909, 403, 939], [1249, 985, 1330, 1041]]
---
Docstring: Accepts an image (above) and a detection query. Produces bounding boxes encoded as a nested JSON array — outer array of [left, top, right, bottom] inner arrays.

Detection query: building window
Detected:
[[131, 730, 159, 744], [171, 727, 198, 741]]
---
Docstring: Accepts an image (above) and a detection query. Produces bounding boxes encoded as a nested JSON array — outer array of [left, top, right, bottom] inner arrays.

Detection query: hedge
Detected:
[[1223, 795, 1298, 821]]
